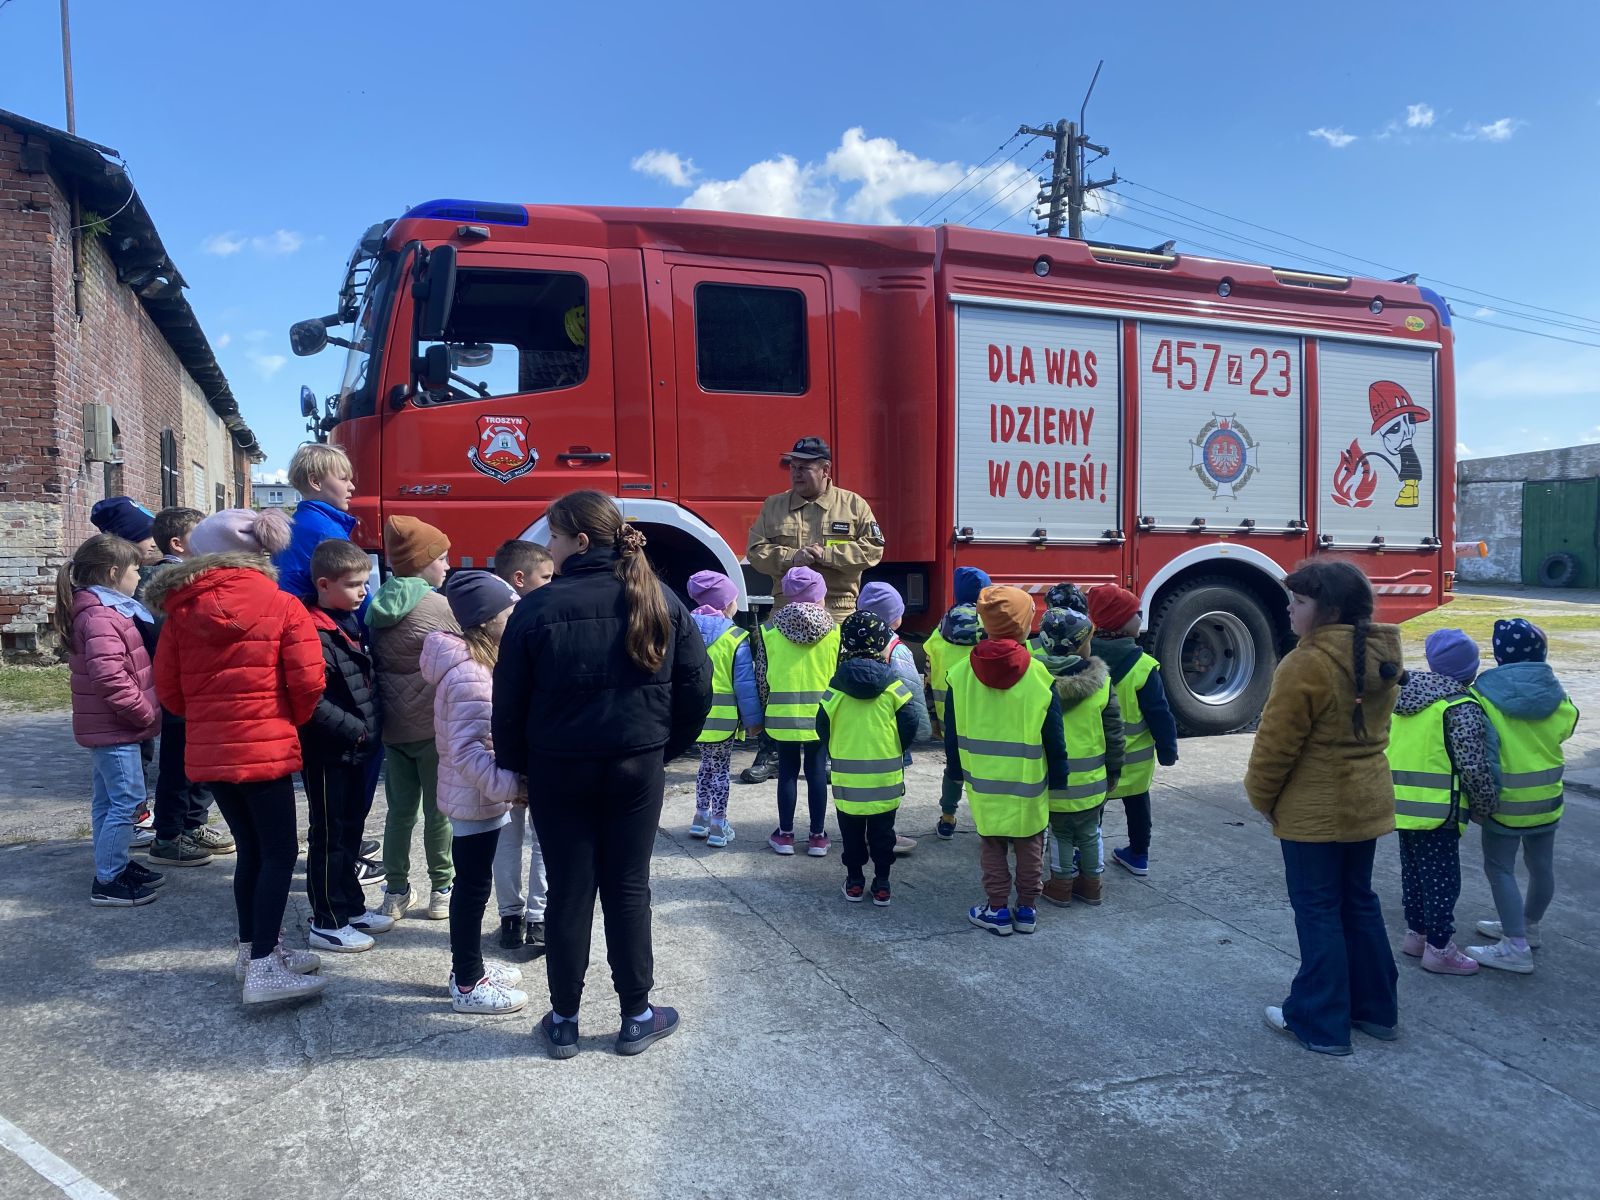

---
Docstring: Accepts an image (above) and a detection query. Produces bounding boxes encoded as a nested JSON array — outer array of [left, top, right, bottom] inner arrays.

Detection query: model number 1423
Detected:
[[1149, 339, 1292, 397]]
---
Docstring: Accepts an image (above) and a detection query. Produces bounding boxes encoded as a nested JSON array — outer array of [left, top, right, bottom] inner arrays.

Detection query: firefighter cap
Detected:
[[780, 436, 832, 465], [1367, 380, 1429, 434]]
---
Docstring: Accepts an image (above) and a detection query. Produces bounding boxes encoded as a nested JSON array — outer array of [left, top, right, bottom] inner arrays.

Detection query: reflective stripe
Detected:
[[957, 736, 1044, 760], [1503, 766, 1564, 788], [830, 756, 905, 774], [1124, 720, 1149, 736], [710, 692, 736, 705], [767, 690, 826, 704], [1052, 780, 1108, 800], [930, 688, 948, 702], [1395, 798, 1452, 819], [766, 715, 820, 731], [1122, 745, 1155, 764], [832, 783, 905, 804], [1391, 769, 1454, 789], [700, 717, 741, 732], [963, 772, 1048, 798], [1496, 794, 1564, 815], [1073, 754, 1106, 770]]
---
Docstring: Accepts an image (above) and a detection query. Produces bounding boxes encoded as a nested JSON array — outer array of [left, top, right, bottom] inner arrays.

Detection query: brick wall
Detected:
[[0, 122, 247, 652]]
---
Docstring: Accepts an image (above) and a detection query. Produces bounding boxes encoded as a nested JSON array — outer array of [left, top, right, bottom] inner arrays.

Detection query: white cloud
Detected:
[[632, 149, 698, 188], [1405, 103, 1435, 129], [1457, 441, 1473, 457], [1580, 426, 1600, 444], [202, 232, 247, 256], [1471, 306, 1495, 318], [641, 127, 1043, 228], [1308, 127, 1358, 149], [214, 331, 232, 349], [247, 351, 287, 378], [253, 467, 289, 486], [1457, 117, 1522, 142]]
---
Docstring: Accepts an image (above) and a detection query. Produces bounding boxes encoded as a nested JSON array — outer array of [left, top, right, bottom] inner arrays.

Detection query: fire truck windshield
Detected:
[[336, 257, 395, 420]]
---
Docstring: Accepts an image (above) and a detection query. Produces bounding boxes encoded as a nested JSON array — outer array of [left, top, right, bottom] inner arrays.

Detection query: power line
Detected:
[[908, 132, 1022, 225], [924, 139, 1041, 226], [956, 156, 1046, 226], [1452, 311, 1600, 350]]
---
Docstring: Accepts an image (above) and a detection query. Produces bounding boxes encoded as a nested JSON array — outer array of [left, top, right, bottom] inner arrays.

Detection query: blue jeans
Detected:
[[1280, 839, 1398, 1051], [90, 743, 146, 883]]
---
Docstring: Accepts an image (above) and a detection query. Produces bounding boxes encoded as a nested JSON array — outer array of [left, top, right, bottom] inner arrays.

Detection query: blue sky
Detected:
[[5, 1, 1598, 477]]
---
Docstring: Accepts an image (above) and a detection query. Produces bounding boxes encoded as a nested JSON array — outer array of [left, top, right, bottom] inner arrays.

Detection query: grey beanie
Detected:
[[444, 569, 518, 629]]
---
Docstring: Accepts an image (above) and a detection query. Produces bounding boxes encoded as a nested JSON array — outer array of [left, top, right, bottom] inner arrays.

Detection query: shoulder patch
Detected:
[[869, 522, 883, 540]]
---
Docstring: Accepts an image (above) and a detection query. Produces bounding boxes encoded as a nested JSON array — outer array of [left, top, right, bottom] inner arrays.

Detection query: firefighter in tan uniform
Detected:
[[741, 436, 885, 784], [747, 437, 885, 621]]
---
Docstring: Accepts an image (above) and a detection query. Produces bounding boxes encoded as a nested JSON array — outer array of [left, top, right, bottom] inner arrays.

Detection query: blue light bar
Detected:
[[402, 199, 529, 227], [1417, 285, 1452, 328]]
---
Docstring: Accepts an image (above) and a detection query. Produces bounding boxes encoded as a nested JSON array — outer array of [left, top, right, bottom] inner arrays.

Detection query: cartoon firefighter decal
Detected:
[[1331, 380, 1430, 509]]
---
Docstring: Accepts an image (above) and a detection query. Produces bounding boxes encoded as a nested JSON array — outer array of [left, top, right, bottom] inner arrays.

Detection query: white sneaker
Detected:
[[129, 828, 156, 849], [426, 888, 452, 920], [349, 909, 395, 934], [448, 973, 528, 1015], [1475, 918, 1541, 949], [243, 953, 328, 1005], [379, 885, 411, 920], [308, 923, 375, 953], [1465, 940, 1535, 974], [234, 937, 323, 982]]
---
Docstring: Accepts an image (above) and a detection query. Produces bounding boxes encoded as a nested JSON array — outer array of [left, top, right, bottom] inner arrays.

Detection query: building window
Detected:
[[695, 283, 807, 394], [215, 484, 226, 513], [192, 463, 206, 511], [159, 430, 179, 509]]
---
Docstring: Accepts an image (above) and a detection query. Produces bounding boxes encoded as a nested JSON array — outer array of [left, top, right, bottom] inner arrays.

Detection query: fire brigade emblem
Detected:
[[1190, 413, 1259, 499], [468, 415, 538, 484]]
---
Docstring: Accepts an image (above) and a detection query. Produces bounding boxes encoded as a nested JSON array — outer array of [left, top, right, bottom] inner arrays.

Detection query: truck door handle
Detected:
[[557, 451, 612, 464]]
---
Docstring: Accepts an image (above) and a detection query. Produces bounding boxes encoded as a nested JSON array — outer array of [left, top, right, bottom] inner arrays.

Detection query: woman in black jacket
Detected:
[[493, 490, 711, 1058]]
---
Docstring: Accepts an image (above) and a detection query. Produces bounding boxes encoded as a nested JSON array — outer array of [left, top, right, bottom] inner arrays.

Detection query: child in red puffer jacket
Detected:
[[55, 533, 163, 909], [148, 508, 327, 1007]]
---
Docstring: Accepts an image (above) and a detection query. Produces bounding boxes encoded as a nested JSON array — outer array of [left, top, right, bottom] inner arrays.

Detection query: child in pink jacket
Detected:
[[54, 533, 163, 907], [420, 570, 528, 1016]]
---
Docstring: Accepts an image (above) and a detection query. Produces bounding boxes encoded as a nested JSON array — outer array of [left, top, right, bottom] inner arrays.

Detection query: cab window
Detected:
[[418, 268, 587, 404], [694, 283, 807, 394]]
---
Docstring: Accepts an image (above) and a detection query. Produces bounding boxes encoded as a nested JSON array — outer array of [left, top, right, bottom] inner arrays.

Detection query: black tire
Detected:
[[1149, 578, 1279, 737], [1536, 551, 1578, 589]]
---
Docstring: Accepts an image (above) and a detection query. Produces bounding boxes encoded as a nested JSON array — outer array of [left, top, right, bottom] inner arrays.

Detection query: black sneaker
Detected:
[[738, 741, 778, 784], [91, 873, 158, 907], [359, 839, 380, 858], [616, 1006, 679, 1056], [870, 879, 891, 907], [539, 1011, 579, 1060], [354, 858, 385, 886], [122, 860, 167, 889], [525, 921, 546, 956], [148, 837, 212, 867], [499, 915, 525, 950]]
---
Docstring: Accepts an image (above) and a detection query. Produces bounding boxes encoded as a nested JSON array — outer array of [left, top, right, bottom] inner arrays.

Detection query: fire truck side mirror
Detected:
[[290, 318, 329, 357], [299, 385, 318, 418], [420, 343, 453, 393], [415, 244, 458, 342]]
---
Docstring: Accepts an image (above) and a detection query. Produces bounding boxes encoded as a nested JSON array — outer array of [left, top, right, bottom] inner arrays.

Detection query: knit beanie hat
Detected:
[[953, 565, 991, 605], [1046, 582, 1088, 613], [90, 496, 155, 543], [1492, 618, 1548, 664], [1424, 628, 1480, 683], [1088, 584, 1141, 633], [1038, 606, 1093, 656], [687, 570, 738, 612], [188, 507, 292, 557], [839, 611, 893, 661], [384, 515, 451, 576], [977, 585, 1034, 642], [940, 602, 982, 646], [782, 565, 826, 605], [444, 569, 518, 630], [857, 581, 905, 626]]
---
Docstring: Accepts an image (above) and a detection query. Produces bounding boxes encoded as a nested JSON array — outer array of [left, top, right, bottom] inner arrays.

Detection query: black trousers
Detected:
[[837, 808, 897, 882], [529, 751, 664, 1018], [211, 776, 298, 959], [153, 713, 212, 841], [1120, 791, 1152, 855], [449, 826, 501, 985], [303, 749, 372, 930], [1397, 825, 1462, 949], [776, 741, 829, 835]]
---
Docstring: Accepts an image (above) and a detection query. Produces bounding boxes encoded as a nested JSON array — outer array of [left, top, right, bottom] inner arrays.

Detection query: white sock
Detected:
[[631, 1007, 652, 1023], [1508, 936, 1530, 951]]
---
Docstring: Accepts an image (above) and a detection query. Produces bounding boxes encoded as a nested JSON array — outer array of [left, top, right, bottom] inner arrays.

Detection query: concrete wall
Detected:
[[1456, 444, 1600, 584]]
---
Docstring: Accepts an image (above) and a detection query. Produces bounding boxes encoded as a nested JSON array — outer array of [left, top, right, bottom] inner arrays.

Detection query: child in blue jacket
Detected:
[[687, 571, 762, 848], [274, 444, 360, 603]]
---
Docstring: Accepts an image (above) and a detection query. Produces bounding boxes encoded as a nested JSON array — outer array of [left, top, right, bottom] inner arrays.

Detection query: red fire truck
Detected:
[[289, 199, 1457, 735]]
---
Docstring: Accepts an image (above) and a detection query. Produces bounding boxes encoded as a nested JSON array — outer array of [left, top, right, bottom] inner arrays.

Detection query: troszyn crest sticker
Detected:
[[468, 415, 538, 484], [1190, 413, 1259, 500]]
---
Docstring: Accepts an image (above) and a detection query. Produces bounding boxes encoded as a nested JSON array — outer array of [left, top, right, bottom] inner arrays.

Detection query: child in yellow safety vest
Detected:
[[817, 612, 921, 906], [1034, 607, 1125, 909], [1463, 619, 1579, 975], [1088, 585, 1179, 877], [943, 586, 1070, 936], [927, 565, 989, 840], [1385, 628, 1500, 977], [687, 571, 763, 850], [757, 566, 840, 857]]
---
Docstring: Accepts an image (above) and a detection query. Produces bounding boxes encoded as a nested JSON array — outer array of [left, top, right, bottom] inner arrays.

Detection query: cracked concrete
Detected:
[[1, 705, 1598, 1199]]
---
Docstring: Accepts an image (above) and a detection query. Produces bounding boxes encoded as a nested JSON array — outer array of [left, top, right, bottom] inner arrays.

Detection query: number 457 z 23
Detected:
[[1149, 339, 1292, 397]]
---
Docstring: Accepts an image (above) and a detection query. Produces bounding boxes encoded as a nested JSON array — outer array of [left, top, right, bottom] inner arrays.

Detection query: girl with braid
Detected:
[[1245, 560, 1404, 1056]]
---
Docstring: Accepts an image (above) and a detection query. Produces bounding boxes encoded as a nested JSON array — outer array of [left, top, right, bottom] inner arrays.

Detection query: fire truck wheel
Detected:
[[1149, 578, 1278, 738], [1535, 552, 1577, 589]]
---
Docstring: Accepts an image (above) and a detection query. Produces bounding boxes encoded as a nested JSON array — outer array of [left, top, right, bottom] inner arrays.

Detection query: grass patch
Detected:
[[1401, 595, 1596, 662], [0, 663, 71, 711]]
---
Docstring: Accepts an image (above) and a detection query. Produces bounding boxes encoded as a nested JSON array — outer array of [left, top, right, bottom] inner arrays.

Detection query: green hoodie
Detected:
[[367, 575, 435, 628]]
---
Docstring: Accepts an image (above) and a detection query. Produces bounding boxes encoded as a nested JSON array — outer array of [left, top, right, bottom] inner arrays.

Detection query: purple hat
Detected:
[[1423, 628, 1480, 683], [1492, 618, 1547, 664], [856, 581, 905, 626], [688, 570, 738, 612], [782, 565, 826, 605]]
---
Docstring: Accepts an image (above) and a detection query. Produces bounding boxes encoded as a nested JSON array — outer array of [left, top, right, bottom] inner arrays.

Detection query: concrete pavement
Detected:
[[2, 712, 1598, 1199]]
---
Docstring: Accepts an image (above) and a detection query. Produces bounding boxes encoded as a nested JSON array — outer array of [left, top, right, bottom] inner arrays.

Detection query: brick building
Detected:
[[0, 109, 265, 653]]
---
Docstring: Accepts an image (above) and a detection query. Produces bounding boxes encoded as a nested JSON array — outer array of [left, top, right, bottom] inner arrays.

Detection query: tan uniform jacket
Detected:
[[747, 482, 884, 620]]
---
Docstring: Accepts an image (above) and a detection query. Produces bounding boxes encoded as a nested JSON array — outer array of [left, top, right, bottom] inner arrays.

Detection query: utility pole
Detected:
[[1019, 119, 1071, 237], [60, 0, 76, 134], [1020, 61, 1118, 239]]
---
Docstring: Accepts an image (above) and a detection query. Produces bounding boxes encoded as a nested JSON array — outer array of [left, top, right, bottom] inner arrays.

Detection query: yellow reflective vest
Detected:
[[1387, 695, 1475, 834], [697, 626, 749, 745], [1051, 677, 1112, 813], [1109, 653, 1160, 798], [821, 680, 912, 815], [925, 629, 975, 727], [1472, 688, 1579, 830], [761, 623, 841, 743], [949, 656, 1053, 838]]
